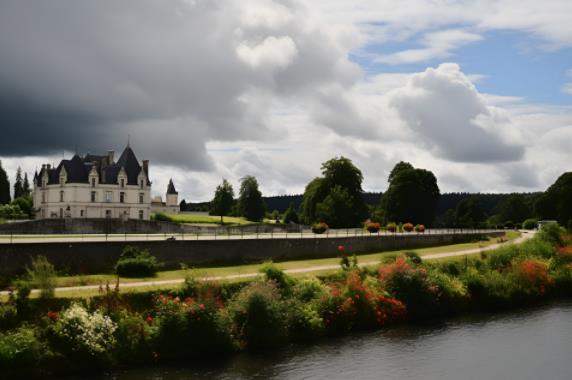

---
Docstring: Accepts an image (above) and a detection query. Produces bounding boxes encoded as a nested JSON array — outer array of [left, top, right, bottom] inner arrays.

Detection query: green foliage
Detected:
[[381, 162, 440, 227], [378, 257, 438, 320], [404, 251, 422, 264], [315, 186, 357, 228], [498, 194, 532, 224], [26, 256, 56, 299], [14, 281, 31, 313], [311, 222, 328, 234], [237, 176, 266, 222], [151, 212, 173, 222], [292, 278, 328, 303], [301, 157, 367, 227], [283, 202, 299, 224], [522, 218, 538, 230], [210, 179, 234, 224], [260, 263, 293, 295], [12, 196, 32, 218], [0, 204, 25, 220], [455, 196, 485, 228], [13, 167, 24, 200], [113, 310, 155, 364], [0, 327, 50, 378], [535, 172, 572, 225], [538, 222, 563, 246], [115, 246, 160, 278], [0, 304, 18, 331], [286, 299, 325, 342], [0, 161, 10, 205], [228, 281, 287, 350]]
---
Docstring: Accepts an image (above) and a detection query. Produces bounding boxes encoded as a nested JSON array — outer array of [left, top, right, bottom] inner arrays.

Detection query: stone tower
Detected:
[[166, 179, 178, 208]]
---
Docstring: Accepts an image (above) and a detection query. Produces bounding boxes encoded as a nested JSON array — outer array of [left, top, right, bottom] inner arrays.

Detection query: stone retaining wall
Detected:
[[0, 232, 504, 277]]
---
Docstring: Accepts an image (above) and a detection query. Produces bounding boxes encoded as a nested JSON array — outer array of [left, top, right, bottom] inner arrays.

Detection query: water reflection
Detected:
[[82, 301, 572, 380]]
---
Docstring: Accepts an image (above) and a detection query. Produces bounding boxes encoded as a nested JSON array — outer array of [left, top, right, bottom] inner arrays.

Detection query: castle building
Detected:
[[33, 145, 152, 220], [150, 179, 179, 214]]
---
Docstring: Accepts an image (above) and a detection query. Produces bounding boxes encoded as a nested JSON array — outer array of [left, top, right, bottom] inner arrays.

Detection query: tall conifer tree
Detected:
[[0, 161, 11, 205]]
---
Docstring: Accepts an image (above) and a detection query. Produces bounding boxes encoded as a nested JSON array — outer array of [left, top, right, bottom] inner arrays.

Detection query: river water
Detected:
[[86, 301, 572, 380]]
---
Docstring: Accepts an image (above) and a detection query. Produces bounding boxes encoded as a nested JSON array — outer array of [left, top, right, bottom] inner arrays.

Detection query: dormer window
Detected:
[[91, 178, 96, 188], [140, 179, 144, 189], [120, 178, 125, 188]]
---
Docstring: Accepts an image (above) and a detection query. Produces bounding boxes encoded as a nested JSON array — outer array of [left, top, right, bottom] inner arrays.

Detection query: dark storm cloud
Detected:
[[0, 0, 361, 168]]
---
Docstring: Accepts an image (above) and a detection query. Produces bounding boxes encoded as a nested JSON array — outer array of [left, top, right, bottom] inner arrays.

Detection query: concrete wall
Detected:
[[0, 232, 503, 276], [0, 219, 301, 235]]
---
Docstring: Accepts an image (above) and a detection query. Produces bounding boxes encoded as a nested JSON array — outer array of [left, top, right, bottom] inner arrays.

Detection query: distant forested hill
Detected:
[[181, 191, 541, 220]]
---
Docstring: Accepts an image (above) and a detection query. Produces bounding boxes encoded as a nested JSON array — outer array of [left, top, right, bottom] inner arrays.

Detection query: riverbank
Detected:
[[0, 225, 570, 379]]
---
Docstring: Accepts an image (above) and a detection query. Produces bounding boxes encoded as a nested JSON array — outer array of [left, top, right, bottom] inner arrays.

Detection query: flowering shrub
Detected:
[[379, 258, 438, 320], [403, 223, 414, 232], [556, 246, 572, 265], [415, 224, 425, 233], [318, 284, 355, 334], [365, 222, 381, 233], [312, 222, 329, 234], [376, 296, 407, 325], [386, 223, 397, 232], [514, 259, 553, 296], [50, 303, 117, 363]]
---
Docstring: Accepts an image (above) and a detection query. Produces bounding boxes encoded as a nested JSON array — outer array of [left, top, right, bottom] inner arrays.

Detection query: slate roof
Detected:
[[37, 146, 147, 186], [167, 179, 178, 194]]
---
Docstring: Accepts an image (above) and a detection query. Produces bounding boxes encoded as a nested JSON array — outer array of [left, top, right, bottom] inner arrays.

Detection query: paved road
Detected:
[[0, 231, 532, 296], [0, 229, 501, 244]]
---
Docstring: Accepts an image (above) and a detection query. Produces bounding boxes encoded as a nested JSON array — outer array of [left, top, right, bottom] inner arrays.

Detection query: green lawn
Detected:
[[160, 213, 255, 225], [44, 231, 520, 291]]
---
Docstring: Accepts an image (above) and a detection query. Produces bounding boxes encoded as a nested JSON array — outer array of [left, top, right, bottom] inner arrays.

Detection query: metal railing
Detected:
[[0, 228, 505, 244]]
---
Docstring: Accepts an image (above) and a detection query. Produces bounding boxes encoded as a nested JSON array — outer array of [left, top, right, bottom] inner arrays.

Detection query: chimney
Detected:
[[107, 150, 115, 164], [46, 164, 51, 170]]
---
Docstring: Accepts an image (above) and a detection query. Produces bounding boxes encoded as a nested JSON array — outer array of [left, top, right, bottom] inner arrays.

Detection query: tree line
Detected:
[[204, 157, 572, 229], [0, 162, 33, 219]]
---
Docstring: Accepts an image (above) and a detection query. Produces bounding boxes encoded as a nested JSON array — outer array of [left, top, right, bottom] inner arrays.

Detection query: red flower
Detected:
[[146, 315, 154, 324], [338, 245, 345, 252], [47, 311, 59, 322]]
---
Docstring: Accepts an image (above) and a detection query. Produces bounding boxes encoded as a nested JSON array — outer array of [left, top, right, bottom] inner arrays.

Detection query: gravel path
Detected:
[[1, 232, 533, 296]]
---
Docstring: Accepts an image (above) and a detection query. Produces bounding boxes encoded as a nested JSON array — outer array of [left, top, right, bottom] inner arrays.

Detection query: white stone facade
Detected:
[[33, 146, 152, 220]]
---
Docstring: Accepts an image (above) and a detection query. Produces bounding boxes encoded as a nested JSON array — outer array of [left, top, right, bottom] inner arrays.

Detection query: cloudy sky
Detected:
[[0, 0, 571, 201]]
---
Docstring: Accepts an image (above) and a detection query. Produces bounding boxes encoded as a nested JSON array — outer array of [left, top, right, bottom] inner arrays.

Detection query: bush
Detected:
[[151, 212, 172, 222], [538, 222, 563, 246], [115, 246, 160, 278], [286, 300, 325, 342], [113, 310, 155, 364], [26, 256, 56, 299], [0, 327, 51, 378], [0, 304, 18, 331], [312, 222, 329, 234], [365, 222, 381, 233], [49, 303, 117, 366], [522, 218, 538, 230], [386, 223, 397, 233], [378, 258, 438, 320], [228, 282, 287, 350], [513, 259, 552, 296], [402, 223, 414, 232], [260, 263, 293, 295], [404, 251, 422, 265], [292, 278, 328, 303], [415, 224, 425, 233]]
